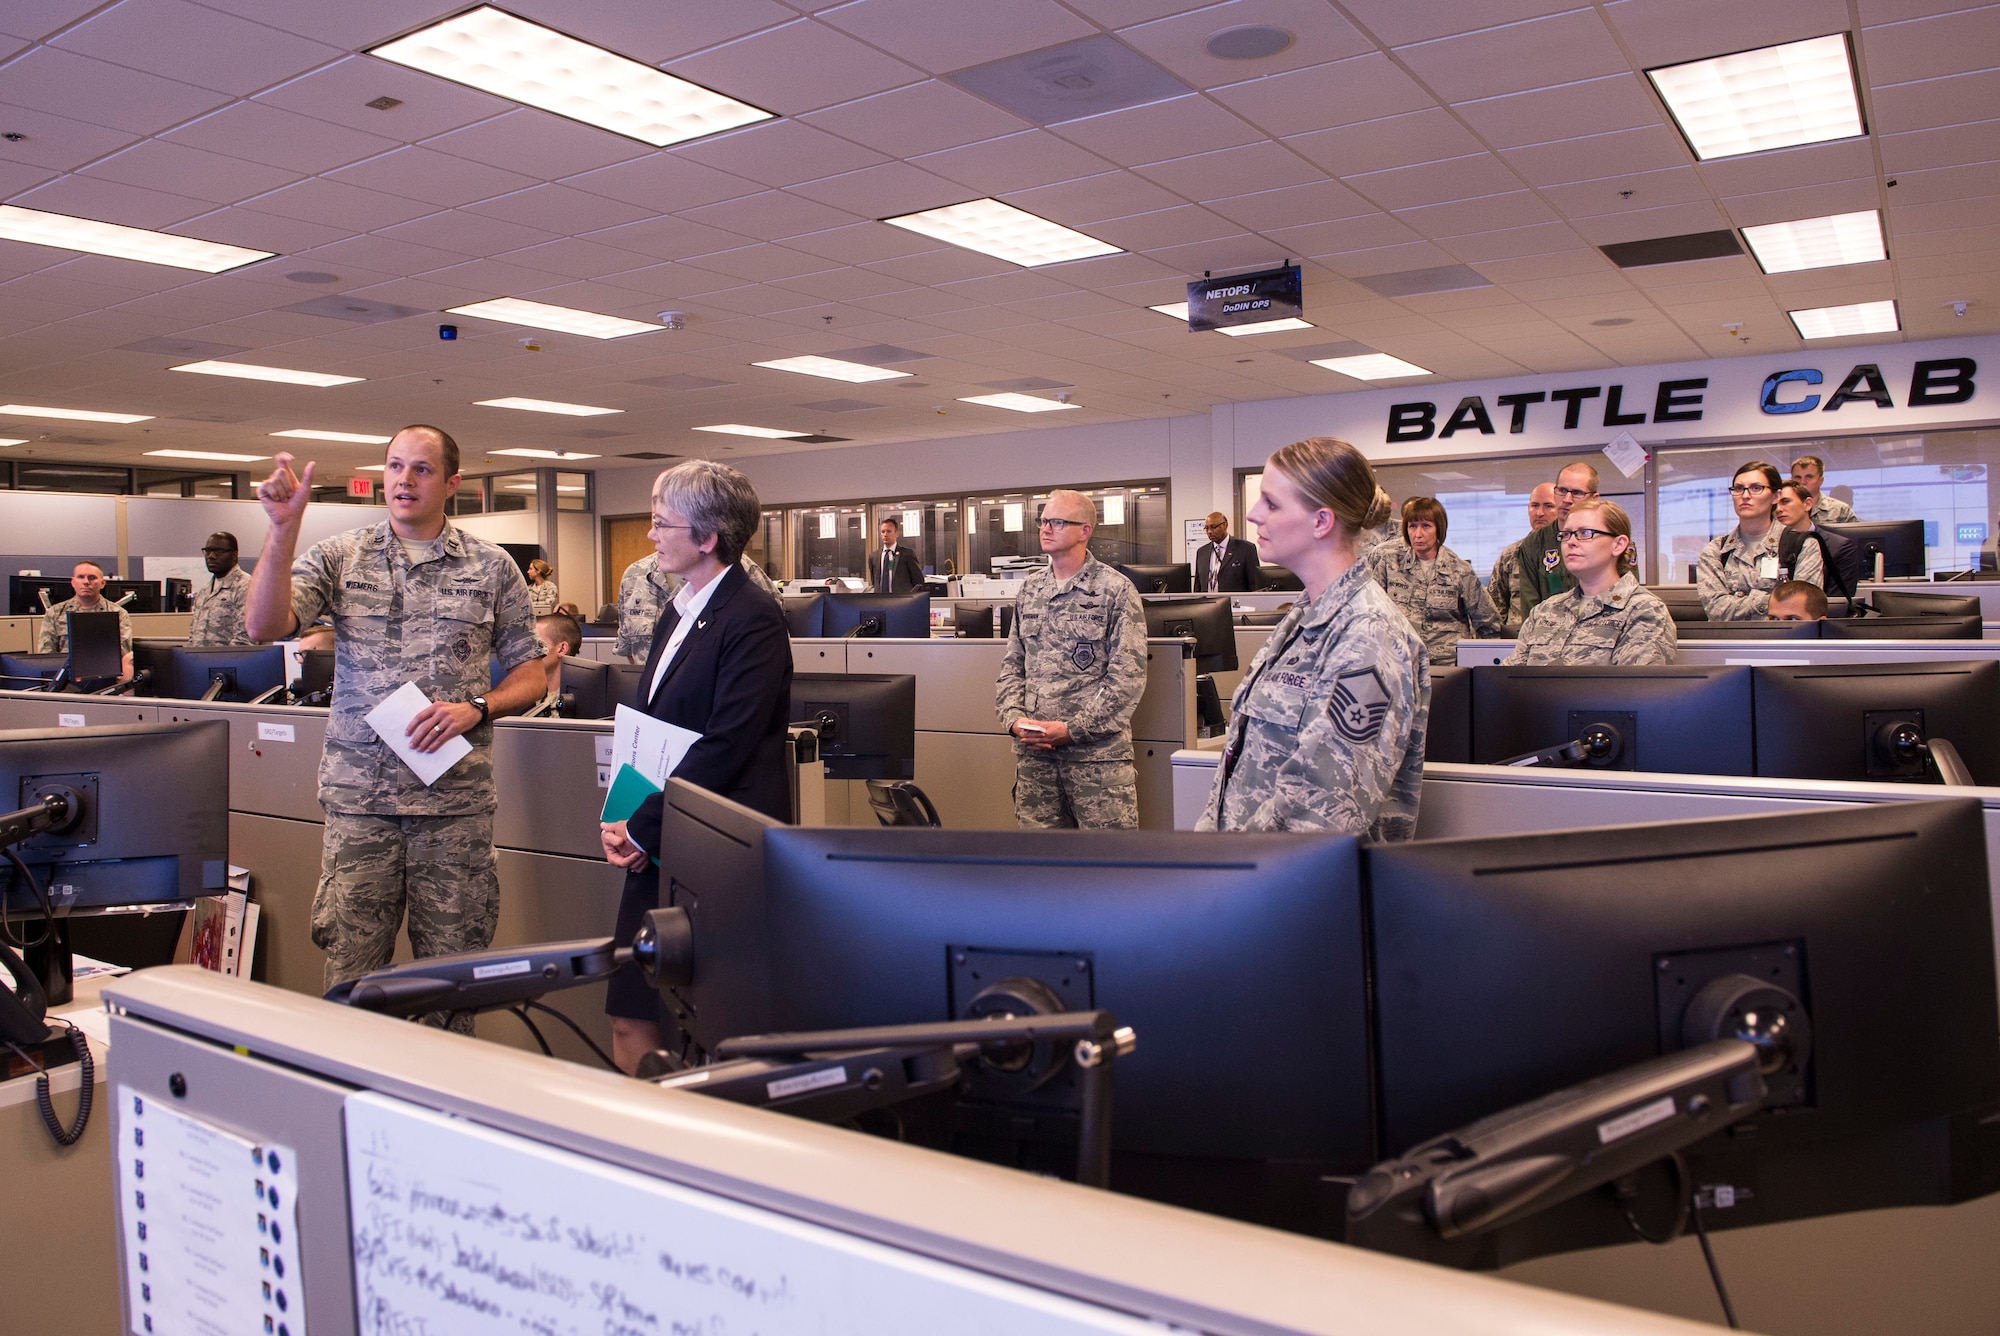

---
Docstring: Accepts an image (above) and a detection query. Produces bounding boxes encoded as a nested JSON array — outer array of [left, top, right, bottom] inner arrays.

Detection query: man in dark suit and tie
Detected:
[[872, 517, 926, 593], [1194, 511, 1259, 593]]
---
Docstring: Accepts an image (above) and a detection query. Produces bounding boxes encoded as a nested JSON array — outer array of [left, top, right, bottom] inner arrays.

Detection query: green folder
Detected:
[[600, 764, 663, 867]]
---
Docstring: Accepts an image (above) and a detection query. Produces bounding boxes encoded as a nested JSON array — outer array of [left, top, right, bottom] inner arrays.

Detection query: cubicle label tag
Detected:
[[258, 722, 296, 743], [57, 713, 85, 728]]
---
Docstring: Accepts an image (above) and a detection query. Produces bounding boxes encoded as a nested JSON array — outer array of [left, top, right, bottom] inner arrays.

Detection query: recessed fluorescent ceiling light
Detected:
[[1742, 210, 1886, 274], [488, 448, 601, 460], [883, 199, 1120, 267], [958, 393, 1078, 413], [0, 204, 273, 273], [1789, 300, 1899, 340], [753, 356, 912, 384], [446, 297, 658, 339], [0, 438, 25, 447], [692, 424, 809, 439], [1218, 317, 1314, 337], [1149, 302, 1191, 320], [1648, 34, 1863, 160], [1310, 354, 1431, 380], [144, 449, 270, 462], [0, 403, 152, 423], [368, 5, 771, 147], [475, 397, 620, 416], [170, 360, 361, 387], [272, 429, 395, 444], [354, 464, 386, 472]]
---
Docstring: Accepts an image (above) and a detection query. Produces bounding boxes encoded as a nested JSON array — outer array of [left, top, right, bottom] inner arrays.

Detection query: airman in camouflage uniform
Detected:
[[1810, 494, 1858, 524], [1197, 559, 1428, 840], [617, 554, 775, 658], [1506, 571, 1677, 665], [1696, 525, 1785, 621], [1365, 539, 1502, 664], [1490, 536, 1529, 632], [995, 553, 1148, 829], [188, 567, 254, 646]]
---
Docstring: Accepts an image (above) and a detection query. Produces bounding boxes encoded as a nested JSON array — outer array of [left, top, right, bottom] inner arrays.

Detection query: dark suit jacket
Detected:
[[1195, 536, 1260, 593], [1778, 525, 1861, 601], [626, 564, 794, 854], [870, 543, 925, 593]]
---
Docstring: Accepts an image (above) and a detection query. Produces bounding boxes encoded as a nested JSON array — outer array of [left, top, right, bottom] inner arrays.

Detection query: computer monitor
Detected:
[[1824, 519, 1926, 579], [558, 657, 609, 719], [1117, 564, 1192, 594], [1822, 614, 1981, 640], [780, 593, 826, 637], [1425, 665, 1471, 763], [1675, 619, 1821, 640], [607, 662, 650, 713], [0, 653, 65, 690], [749, 825, 1372, 1227], [1470, 665, 1754, 774], [104, 579, 160, 613], [131, 639, 180, 692], [294, 648, 334, 705], [1868, 589, 1983, 619], [1643, 585, 1709, 623], [1363, 799, 1999, 1268], [789, 673, 915, 780], [1257, 564, 1303, 592], [1751, 660, 2000, 784], [952, 603, 995, 639], [161, 645, 285, 702], [822, 592, 930, 638], [1141, 595, 1237, 673], [65, 610, 124, 681]]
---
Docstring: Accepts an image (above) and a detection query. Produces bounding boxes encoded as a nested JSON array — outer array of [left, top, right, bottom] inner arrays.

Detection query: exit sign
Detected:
[[347, 477, 373, 498]]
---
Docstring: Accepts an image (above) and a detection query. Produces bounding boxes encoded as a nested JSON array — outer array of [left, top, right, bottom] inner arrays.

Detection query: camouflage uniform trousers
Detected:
[[1013, 751, 1138, 829], [312, 810, 499, 1032]]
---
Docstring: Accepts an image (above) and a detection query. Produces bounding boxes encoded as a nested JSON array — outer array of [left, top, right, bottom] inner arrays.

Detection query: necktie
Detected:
[[882, 548, 892, 590], [1209, 544, 1222, 592]]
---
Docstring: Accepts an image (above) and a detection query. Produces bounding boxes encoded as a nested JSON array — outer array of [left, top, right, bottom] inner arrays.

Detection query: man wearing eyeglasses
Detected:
[[1490, 483, 1559, 634], [1509, 462, 1599, 627], [1507, 502, 1675, 665], [187, 532, 255, 647], [995, 490, 1148, 829], [1697, 461, 1791, 620]]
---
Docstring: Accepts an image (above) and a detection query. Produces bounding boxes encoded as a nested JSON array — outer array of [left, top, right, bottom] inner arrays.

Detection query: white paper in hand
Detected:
[[366, 680, 472, 786], [611, 704, 701, 787]]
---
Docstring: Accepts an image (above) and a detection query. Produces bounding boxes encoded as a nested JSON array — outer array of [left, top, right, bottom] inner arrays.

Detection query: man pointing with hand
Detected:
[[245, 425, 545, 1026]]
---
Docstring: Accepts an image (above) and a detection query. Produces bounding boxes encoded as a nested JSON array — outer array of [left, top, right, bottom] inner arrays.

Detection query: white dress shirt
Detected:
[[647, 567, 726, 701]]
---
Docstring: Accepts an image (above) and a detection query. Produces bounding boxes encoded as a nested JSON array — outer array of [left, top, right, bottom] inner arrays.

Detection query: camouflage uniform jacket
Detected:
[[615, 555, 677, 658], [1365, 539, 1503, 665], [1198, 559, 1428, 840], [527, 581, 560, 617], [1696, 525, 1785, 621], [1490, 536, 1529, 633], [290, 520, 542, 816], [38, 598, 133, 656], [1810, 494, 1858, 524], [995, 555, 1147, 763], [187, 565, 254, 646], [1506, 572, 1677, 666]]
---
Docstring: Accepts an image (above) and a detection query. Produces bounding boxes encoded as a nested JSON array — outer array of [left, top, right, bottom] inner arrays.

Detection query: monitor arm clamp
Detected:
[[1501, 722, 1625, 769]]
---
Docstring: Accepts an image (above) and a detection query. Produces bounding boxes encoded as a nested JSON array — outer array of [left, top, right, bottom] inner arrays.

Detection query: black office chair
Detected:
[[865, 779, 941, 828]]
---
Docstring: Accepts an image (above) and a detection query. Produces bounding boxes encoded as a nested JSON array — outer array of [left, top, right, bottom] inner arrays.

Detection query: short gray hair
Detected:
[[1045, 488, 1096, 524], [654, 460, 760, 566]]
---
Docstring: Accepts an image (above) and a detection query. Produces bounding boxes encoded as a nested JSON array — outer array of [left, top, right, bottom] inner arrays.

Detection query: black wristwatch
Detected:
[[471, 695, 490, 725]]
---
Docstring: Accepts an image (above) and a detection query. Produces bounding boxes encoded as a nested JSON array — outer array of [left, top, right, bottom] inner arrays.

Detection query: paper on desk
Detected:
[[610, 704, 700, 787], [366, 680, 472, 786]]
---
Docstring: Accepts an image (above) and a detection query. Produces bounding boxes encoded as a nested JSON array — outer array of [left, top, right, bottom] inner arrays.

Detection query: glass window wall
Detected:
[[791, 504, 870, 579], [750, 509, 783, 578], [968, 491, 1038, 575], [868, 498, 962, 578]]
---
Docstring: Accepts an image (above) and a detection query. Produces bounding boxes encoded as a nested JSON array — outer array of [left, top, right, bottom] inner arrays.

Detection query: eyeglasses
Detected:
[[1558, 527, 1614, 543], [1728, 483, 1773, 496], [1037, 517, 1084, 531], [647, 516, 694, 533], [1552, 485, 1593, 500]]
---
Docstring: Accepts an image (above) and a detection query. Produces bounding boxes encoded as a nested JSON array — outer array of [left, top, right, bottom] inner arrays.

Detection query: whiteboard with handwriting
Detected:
[[343, 1092, 1160, 1335]]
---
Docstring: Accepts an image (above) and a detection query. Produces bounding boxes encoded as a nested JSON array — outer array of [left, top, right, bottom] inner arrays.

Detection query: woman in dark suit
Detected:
[[599, 459, 793, 1072]]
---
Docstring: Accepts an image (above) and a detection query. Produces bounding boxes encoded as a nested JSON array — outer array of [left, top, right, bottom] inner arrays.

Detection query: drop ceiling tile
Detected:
[[1883, 120, 2000, 175], [1089, 203, 1242, 251], [1697, 140, 1878, 197], [1211, 53, 1435, 140], [787, 161, 972, 216], [1042, 250, 1183, 289], [767, 265, 915, 302], [1602, 0, 1852, 67], [464, 184, 656, 235], [1002, 170, 1185, 225], [325, 145, 540, 209], [818, 0, 1096, 70], [1063, 0, 1216, 27], [1284, 107, 1486, 179], [1571, 199, 1732, 246], [78, 138, 300, 206], [295, 232, 474, 278], [1890, 196, 2000, 232], [1133, 141, 1325, 201], [251, 54, 515, 143], [1147, 234, 1286, 275], [0, 159, 57, 198], [1721, 178, 1880, 227], [1439, 221, 1587, 262], [1317, 240, 1466, 278], [382, 209, 561, 260], [1500, 126, 1692, 188], [1262, 212, 1421, 255], [0, 46, 230, 136], [1052, 96, 1264, 167], [669, 18, 923, 116], [238, 177, 436, 232], [678, 243, 836, 283], [1453, 74, 1664, 149], [1542, 166, 1712, 218], [1863, 6, 2000, 84], [171, 203, 350, 253], [678, 191, 866, 243], [1892, 222, 2000, 255], [166, 101, 400, 173], [1870, 67, 2000, 134], [332, 275, 468, 313], [914, 129, 1118, 194], [423, 110, 651, 181], [676, 118, 889, 189], [0, 105, 141, 172], [1118, 0, 1375, 87], [801, 80, 1032, 159], [1887, 161, 2000, 206], [1898, 246, 2000, 281], [1344, 154, 1524, 210], [52, 0, 341, 97], [587, 214, 753, 262], [1206, 177, 1374, 230], [862, 247, 1016, 286], [595, 262, 750, 300], [189, 0, 459, 49], [410, 257, 574, 303], [505, 0, 797, 63], [561, 155, 764, 216], [1396, 11, 1629, 103], [782, 221, 945, 265], [13, 173, 213, 229], [0, 0, 104, 41], [496, 237, 665, 281]]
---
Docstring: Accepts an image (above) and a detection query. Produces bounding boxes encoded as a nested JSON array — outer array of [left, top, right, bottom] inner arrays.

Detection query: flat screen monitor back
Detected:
[[132, 639, 179, 690], [0, 719, 229, 910], [757, 825, 1372, 1224], [607, 662, 649, 714], [104, 579, 160, 613], [165, 645, 284, 702], [1470, 665, 1754, 774], [1823, 614, 1982, 640], [559, 657, 609, 719], [1257, 563, 1303, 592], [1118, 564, 1192, 595], [952, 603, 995, 638], [823, 592, 930, 638], [1425, 665, 1471, 763], [296, 648, 334, 703], [1751, 660, 2000, 784], [781, 593, 825, 637], [1824, 519, 1926, 579], [1141, 595, 1237, 672], [1365, 799, 1999, 1265], [1643, 585, 1708, 622], [65, 610, 124, 679], [1675, 619, 1821, 640], [0, 653, 65, 689], [789, 672, 914, 780], [1869, 589, 1983, 619]]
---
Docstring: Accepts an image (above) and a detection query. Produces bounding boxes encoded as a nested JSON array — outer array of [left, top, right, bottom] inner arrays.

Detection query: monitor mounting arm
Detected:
[[1501, 722, 1625, 769]]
